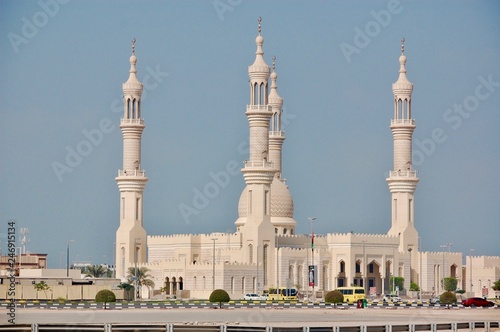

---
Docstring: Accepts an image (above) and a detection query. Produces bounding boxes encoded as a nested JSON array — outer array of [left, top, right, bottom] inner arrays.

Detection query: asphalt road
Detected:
[[4, 306, 499, 327]]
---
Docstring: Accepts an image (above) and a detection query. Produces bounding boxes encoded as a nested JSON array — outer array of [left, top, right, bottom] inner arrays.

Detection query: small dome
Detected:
[[270, 71, 277, 80], [236, 178, 294, 220]]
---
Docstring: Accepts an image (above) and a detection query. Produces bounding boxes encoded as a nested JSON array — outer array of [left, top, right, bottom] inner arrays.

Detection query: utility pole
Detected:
[[212, 238, 218, 291], [309, 217, 316, 302]]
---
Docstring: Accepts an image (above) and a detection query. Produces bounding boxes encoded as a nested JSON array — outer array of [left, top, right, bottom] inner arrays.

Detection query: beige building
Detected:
[[115, 21, 498, 300]]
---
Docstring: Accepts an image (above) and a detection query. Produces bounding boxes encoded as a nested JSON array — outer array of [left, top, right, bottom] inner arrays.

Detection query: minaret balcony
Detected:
[[389, 170, 418, 178], [121, 118, 145, 125], [118, 169, 147, 177], [246, 105, 272, 112], [269, 131, 285, 137], [391, 119, 415, 126], [244, 160, 274, 168]]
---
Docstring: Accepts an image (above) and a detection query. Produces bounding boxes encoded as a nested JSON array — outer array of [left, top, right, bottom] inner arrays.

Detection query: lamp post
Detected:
[[308, 217, 316, 302], [392, 247, 396, 294], [418, 237, 422, 300], [134, 238, 140, 300], [212, 238, 218, 291], [66, 240, 74, 277], [362, 240, 367, 295], [276, 231, 279, 292], [408, 247, 412, 284], [469, 249, 474, 296]]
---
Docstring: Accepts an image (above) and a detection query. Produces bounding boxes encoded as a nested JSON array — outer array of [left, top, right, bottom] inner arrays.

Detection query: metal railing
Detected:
[[2, 321, 498, 332], [389, 170, 417, 178]]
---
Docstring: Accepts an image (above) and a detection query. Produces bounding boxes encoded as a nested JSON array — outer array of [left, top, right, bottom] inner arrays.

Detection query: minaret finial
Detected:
[[132, 37, 136, 55], [401, 37, 405, 55], [258, 17, 262, 35], [272, 55, 276, 72]]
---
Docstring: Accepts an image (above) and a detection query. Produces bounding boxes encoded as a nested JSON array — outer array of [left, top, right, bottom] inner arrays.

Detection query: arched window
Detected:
[[193, 276, 197, 290], [231, 276, 235, 294], [283, 228, 287, 235], [126, 99, 131, 119], [253, 83, 258, 105], [263, 244, 268, 286], [260, 82, 265, 105]]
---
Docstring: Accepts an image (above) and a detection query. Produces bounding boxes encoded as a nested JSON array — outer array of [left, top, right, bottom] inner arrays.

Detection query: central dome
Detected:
[[235, 177, 296, 231]]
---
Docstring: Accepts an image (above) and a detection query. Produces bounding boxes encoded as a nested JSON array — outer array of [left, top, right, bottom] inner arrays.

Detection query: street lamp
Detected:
[[408, 247, 412, 284], [362, 240, 367, 295], [66, 240, 74, 277], [440, 243, 453, 282], [469, 249, 474, 295], [418, 237, 422, 300], [308, 217, 316, 302], [134, 238, 140, 300], [212, 238, 218, 291]]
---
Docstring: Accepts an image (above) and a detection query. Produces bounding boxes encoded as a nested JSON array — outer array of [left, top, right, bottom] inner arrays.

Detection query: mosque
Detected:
[[114, 20, 498, 300]]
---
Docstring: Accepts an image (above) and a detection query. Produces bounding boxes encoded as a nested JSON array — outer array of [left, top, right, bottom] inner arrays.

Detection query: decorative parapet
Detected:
[[121, 118, 144, 125], [117, 169, 146, 177], [388, 170, 417, 178], [390, 119, 415, 126]]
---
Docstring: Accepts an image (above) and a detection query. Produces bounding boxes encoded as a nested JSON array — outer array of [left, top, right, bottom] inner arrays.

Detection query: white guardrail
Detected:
[[0, 321, 499, 332]]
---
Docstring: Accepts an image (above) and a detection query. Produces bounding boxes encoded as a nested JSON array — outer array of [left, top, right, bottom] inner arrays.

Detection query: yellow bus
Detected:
[[334, 286, 366, 303], [268, 287, 298, 301]]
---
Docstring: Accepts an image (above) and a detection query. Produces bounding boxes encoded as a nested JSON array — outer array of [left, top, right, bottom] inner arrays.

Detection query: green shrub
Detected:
[[410, 282, 420, 291], [439, 291, 457, 308], [324, 290, 343, 306], [209, 289, 230, 308], [95, 289, 116, 309]]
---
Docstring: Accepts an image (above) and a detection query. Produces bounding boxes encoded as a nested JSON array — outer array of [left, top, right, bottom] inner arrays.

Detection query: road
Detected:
[[4, 307, 499, 327]]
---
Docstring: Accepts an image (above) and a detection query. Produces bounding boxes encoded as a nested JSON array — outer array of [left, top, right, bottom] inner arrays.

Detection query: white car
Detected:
[[243, 293, 261, 300], [382, 294, 402, 302]]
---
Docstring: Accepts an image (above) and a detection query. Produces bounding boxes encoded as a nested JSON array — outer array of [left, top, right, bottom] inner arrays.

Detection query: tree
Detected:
[[34, 281, 51, 300], [95, 289, 116, 309], [127, 267, 155, 299], [492, 279, 500, 291], [117, 282, 134, 301], [209, 289, 230, 308], [443, 277, 458, 292], [410, 282, 420, 291], [324, 290, 343, 308], [439, 291, 457, 308], [389, 276, 405, 293], [84, 264, 108, 278]]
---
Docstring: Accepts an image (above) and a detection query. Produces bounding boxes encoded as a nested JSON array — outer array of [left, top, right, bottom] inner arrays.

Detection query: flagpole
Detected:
[[308, 217, 316, 302]]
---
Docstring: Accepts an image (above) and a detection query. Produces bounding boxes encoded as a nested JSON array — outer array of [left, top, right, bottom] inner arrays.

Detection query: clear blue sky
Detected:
[[1, 1, 499, 268]]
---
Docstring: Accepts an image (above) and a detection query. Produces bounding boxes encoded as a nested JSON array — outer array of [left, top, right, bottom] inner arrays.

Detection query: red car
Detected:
[[461, 297, 495, 307]]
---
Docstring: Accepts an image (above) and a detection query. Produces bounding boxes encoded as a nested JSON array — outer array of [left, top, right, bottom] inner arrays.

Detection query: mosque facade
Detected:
[[114, 22, 496, 300]]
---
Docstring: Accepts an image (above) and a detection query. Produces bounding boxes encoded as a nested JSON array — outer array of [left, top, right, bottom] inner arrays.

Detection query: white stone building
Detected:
[[114, 21, 497, 300]]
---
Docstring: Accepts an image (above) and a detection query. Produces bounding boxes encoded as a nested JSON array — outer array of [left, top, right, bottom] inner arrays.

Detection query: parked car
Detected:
[[461, 297, 494, 307], [382, 294, 402, 302], [243, 293, 262, 300], [429, 296, 440, 304]]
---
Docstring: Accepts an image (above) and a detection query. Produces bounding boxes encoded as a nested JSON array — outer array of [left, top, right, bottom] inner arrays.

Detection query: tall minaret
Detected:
[[386, 39, 419, 252], [268, 56, 296, 235], [115, 39, 148, 281], [239, 18, 276, 289]]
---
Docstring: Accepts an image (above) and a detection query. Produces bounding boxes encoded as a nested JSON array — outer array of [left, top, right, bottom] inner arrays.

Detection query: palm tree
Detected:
[[127, 267, 155, 298], [84, 264, 108, 278]]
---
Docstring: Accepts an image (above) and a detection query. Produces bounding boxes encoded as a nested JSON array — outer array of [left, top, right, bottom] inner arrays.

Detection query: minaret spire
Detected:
[[267, 55, 297, 235], [115, 40, 148, 281], [237, 19, 276, 289], [386, 39, 419, 253]]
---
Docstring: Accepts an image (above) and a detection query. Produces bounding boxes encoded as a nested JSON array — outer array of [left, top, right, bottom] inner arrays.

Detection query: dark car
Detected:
[[461, 297, 495, 307]]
